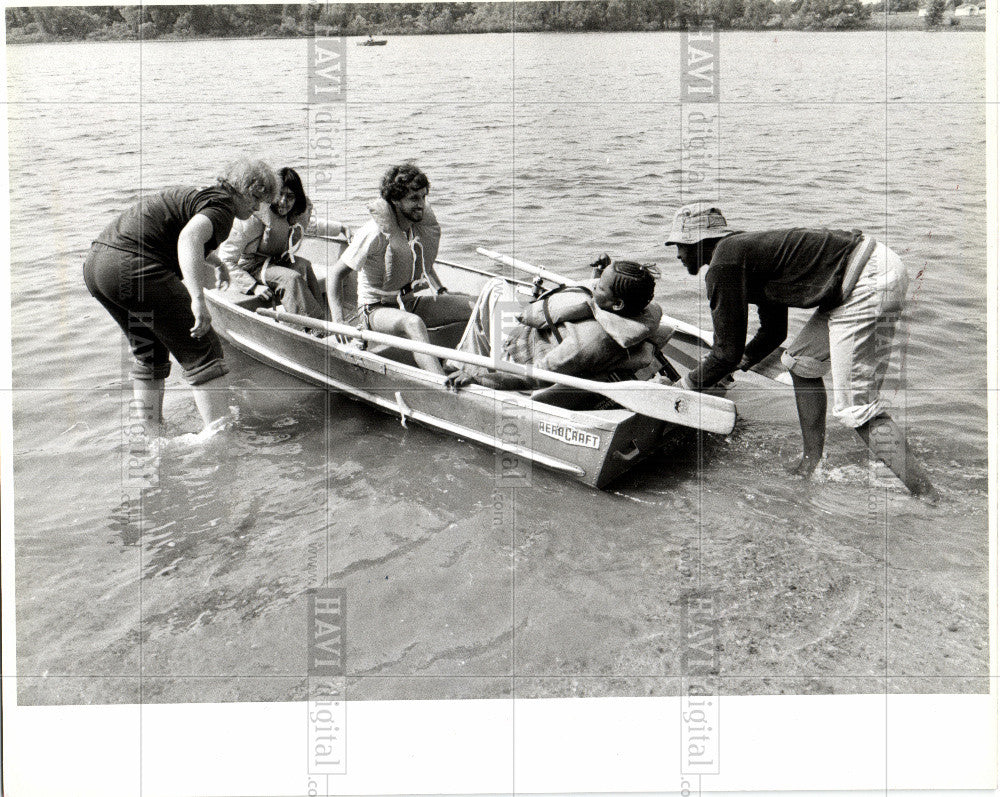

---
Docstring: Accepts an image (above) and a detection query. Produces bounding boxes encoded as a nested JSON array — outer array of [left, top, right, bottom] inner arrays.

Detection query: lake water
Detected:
[[5, 31, 989, 704]]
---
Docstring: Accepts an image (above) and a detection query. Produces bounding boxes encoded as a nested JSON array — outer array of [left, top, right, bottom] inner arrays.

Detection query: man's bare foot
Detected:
[[918, 489, 940, 505], [785, 453, 821, 477], [911, 479, 940, 504]]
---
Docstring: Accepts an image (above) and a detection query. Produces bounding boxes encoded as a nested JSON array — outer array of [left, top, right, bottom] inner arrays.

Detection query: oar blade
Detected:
[[602, 381, 736, 435]]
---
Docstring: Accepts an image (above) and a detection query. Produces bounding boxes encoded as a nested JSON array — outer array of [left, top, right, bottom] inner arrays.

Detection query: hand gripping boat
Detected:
[[205, 234, 737, 489]]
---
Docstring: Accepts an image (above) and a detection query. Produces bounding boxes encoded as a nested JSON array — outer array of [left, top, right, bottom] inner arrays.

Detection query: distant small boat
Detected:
[[358, 38, 387, 46]]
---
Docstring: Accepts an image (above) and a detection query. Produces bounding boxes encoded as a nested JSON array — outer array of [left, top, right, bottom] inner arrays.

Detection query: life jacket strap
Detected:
[[537, 285, 592, 345]]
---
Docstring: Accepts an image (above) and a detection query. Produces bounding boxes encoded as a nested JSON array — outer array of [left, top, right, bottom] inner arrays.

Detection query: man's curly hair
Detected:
[[380, 163, 430, 203]]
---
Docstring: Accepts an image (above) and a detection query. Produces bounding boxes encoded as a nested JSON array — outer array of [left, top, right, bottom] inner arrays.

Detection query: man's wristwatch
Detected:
[[436, 286, 448, 295]]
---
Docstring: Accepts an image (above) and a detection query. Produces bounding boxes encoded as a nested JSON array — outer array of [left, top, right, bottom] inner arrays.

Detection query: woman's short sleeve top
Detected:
[[96, 185, 237, 278]]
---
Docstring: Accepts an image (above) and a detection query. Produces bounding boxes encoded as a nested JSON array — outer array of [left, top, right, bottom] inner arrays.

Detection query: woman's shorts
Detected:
[[83, 242, 228, 385]]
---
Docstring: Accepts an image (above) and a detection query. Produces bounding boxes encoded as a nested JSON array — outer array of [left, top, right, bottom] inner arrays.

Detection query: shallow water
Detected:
[[6, 31, 988, 704]]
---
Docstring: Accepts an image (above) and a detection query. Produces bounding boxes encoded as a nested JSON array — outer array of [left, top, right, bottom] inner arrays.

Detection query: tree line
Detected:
[[6, 1, 885, 43]]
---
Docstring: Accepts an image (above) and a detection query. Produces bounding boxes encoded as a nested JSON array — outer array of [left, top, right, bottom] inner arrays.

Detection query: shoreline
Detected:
[[5, 15, 986, 45]]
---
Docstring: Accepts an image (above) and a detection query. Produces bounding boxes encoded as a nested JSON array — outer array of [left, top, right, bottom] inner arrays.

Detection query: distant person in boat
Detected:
[[445, 260, 662, 391], [326, 163, 476, 375], [664, 202, 937, 499], [83, 159, 279, 436], [218, 166, 325, 321]]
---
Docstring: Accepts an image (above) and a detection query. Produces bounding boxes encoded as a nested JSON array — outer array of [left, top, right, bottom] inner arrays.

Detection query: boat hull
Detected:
[[205, 236, 727, 488], [209, 290, 680, 487]]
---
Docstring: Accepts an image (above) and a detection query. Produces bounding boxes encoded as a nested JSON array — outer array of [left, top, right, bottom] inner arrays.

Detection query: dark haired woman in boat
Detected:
[[218, 166, 327, 322], [83, 159, 279, 437]]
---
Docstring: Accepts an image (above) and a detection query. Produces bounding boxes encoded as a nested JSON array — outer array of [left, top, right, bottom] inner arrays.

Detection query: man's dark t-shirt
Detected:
[[690, 227, 864, 389], [96, 186, 237, 279]]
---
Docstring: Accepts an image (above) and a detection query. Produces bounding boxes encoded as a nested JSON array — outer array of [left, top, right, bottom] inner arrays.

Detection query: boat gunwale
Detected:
[[206, 287, 639, 434]]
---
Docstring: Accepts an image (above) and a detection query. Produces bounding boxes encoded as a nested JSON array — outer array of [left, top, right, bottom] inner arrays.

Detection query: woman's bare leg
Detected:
[[132, 378, 165, 433], [191, 374, 232, 432]]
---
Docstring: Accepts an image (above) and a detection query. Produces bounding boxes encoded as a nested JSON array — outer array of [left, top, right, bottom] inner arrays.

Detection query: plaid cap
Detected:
[[664, 202, 734, 245]]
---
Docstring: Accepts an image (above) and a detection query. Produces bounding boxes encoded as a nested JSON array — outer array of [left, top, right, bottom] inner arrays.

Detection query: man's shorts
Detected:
[[83, 242, 229, 385], [781, 241, 908, 428], [356, 291, 475, 334]]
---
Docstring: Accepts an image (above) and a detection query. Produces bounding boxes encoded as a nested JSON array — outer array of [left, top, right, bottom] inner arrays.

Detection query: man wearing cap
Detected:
[[664, 202, 936, 499], [326, 163, 475, 375], [446, 261, 662, 391]]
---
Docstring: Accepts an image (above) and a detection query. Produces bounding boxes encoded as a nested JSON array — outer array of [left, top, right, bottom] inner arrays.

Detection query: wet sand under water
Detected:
[[17, 363, 988, 705]]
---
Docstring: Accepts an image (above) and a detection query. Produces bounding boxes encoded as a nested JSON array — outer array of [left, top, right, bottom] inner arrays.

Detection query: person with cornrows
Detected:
[[446, 259, 663, 391]]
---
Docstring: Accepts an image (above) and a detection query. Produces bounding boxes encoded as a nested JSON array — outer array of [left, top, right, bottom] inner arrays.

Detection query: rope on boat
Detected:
[[394, 392, 412, 428]]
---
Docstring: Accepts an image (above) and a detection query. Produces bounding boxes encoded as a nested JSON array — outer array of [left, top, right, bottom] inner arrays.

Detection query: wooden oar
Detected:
[[434, 257, 535, 289], [476, 247, 789, 384], [256, 309, 736, 434], [306, 233, 537, 290], [310, 231, 352, 247], [476, 247, 576, 290]]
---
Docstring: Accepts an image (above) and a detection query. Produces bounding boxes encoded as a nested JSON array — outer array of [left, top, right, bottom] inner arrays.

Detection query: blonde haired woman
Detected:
[[84, 159, 279, 436]]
